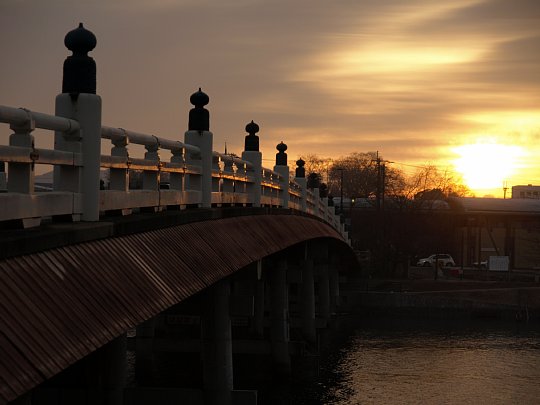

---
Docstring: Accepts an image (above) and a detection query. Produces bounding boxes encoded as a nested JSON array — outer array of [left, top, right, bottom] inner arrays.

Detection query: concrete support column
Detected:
[[317, 266, 330, 321], [32, 334, 127, 405], [251, 260, 265, 338], [300, 249, 316, 344], [135, 318, 156, 385], [315, 242, 330, 322], [329, 254, 340, 313], [268, 257, 291, 376], [201, 280, 233, 405], [100, 334, 128, 405], [8, 393, 31, 405], [77, 334, 127, 405], [0, 162, 6, 190]]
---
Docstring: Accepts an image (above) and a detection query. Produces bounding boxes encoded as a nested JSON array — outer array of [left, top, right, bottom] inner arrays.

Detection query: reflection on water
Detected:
[[320, 318, 540, 405]]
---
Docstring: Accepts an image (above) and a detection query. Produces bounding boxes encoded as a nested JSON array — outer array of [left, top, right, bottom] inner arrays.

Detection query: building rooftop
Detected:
[[449, 197, 540, 215]]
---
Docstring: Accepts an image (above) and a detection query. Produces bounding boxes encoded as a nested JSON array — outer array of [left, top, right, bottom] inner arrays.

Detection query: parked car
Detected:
[[416, 254, 455, 267]]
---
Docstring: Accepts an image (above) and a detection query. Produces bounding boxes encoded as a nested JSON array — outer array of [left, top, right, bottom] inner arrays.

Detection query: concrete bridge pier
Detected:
[[268, 257, 291, 376], [135, 318, 157, 385], [300, 244, 316, 345], [329, 253, 341, 313], [29, 334, 127, 405], [315, 242, 331, 325], [251, 260, 265, 338], [201, 279, 234, 405]]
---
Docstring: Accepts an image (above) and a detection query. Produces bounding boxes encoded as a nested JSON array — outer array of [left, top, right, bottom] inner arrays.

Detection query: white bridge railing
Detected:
[[0, 104, 345, 236], [0, 23, 346, 239]]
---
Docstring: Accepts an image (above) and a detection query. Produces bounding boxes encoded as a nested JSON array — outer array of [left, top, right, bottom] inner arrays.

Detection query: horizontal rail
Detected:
[[102, 126, 200, 154], [0, 105, 80, 133], [213, 151, 253, 170], [0, 103, 345, 242], [0, 146, 82, 166]]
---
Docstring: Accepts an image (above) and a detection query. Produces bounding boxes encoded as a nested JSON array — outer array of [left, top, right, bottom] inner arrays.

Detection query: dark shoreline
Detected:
[[340, 277, 540, 322]]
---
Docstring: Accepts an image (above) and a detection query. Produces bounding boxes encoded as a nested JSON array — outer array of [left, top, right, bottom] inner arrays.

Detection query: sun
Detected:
[[452, 143, 523, 191]]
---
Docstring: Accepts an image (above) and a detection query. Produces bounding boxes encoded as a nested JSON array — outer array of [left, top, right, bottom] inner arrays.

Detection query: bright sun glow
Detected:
[[453, 143, 524, 190]]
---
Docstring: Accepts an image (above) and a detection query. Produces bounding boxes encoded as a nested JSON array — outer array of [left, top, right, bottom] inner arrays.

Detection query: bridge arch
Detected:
[[0, 211, 354, 403]]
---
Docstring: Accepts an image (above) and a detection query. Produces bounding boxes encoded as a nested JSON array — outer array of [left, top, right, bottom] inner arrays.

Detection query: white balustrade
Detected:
[[0, 104, 343, 234]]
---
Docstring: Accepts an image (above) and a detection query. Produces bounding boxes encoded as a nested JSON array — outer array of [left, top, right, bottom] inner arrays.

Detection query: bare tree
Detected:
[[297, 154, 332, 183], [402, 164, 471, 201], [327, 152, 406, 199]]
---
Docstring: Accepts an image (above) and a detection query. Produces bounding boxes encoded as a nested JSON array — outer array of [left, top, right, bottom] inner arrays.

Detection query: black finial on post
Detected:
[[295, 159, 305, 178], [62, 23, 97, 94], [276, 142, 287, 166], [307, 172, 321, 189], [244, 120, 260, 151], [188, 88, 210, 131]]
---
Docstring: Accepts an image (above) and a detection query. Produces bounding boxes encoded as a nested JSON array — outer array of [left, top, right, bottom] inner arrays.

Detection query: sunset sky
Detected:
[[1, 0, 539, 197]]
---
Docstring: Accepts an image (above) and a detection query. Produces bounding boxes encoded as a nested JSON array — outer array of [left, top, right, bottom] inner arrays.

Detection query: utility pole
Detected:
[[374, 151, 381, 212], [337, 167, 344, 215], [503, 181, 508, 199], [381, 163, 386, 212]]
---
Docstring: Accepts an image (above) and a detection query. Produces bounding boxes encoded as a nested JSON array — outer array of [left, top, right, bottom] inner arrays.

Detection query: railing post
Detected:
[[109, 134, 129, 191], [273, 142, 289, 208], [212, 154, 222, 195], [222, 157, 234, 194], [184, 88, 213, 208], [8, 111, 35, 193], [313, 188, 320, 216], [54, 23, 102, 221], [294, 158, 307, 212], [241, 121, 262, 207], [169, 146, 185, 191], [143, 140, 160, 191]]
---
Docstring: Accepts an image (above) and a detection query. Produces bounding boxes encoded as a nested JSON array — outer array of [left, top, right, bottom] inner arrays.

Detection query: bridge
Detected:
[[0, 24, 357, 405]]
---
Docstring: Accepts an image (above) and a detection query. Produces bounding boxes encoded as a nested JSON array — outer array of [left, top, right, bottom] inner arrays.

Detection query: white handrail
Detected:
[[0, 105, 79, 133], [102, 126, 200, 155], [0, 104, 345, 241]]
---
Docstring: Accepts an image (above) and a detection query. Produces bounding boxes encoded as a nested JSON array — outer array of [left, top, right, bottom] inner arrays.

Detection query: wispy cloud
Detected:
[[1, 0, 539, 194]]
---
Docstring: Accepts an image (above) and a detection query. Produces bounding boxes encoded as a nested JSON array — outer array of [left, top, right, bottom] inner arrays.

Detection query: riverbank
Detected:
[[340, 277, 540, 322]]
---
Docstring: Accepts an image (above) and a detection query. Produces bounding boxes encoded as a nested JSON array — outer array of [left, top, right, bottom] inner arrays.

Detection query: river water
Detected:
[[259, 317, 540, 405]]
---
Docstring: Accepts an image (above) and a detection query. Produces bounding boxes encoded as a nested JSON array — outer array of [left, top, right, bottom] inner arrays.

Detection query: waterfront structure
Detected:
[[0, 24, 355, 405]]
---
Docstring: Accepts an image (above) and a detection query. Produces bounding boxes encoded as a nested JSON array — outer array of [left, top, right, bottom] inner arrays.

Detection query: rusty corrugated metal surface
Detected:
[[0, 213, 345, 404]]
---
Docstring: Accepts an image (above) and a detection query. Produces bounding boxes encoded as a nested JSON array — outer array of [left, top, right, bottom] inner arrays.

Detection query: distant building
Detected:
[[448, 197, 540, 269], [512, 184, 540, 199]]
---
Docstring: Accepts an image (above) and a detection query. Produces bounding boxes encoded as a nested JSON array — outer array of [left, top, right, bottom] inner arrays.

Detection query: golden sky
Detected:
[[1, 0, 540, 197]]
